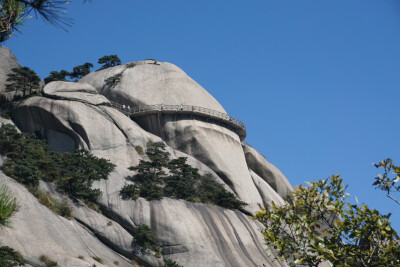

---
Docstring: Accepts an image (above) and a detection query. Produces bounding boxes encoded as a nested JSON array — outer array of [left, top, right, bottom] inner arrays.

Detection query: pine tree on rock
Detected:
[[44, 70, 69, 84], [98, 55, 121, 70], [125, 142, 170, 200], [5, 67, 40, 97], [68, 62, 93, 81], [165, 157, 200, 201]]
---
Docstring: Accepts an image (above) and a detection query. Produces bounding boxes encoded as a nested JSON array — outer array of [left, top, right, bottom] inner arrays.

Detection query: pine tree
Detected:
[[5, 67, 40, 97], [44, 70, 69, 84], [128, 142, 170, 200], [0, 0, 72, 44], [165, 157, 200, 201], [98, 55, 121, 70], [68, 62, 93, 81]]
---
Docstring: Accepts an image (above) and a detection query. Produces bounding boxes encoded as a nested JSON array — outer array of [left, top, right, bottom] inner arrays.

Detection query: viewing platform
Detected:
[[109, 102, 247, 140]]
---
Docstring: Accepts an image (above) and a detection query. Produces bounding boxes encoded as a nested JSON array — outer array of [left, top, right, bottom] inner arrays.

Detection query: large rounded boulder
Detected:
[[80, 62, 269, 213]]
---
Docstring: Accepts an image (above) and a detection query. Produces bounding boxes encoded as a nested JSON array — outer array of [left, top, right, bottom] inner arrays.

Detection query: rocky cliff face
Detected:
[[0, 48, 292, 267]]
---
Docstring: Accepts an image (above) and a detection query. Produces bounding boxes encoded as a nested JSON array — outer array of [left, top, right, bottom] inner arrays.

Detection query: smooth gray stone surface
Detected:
[[79, 60, 226, 113], [79, 63, 267, 213], [0, 172, 134, 267], [0, 46, 20, 94], [243, 143, 293, 199], [1, 47, 295, 266], [43, 81, 110, 105]]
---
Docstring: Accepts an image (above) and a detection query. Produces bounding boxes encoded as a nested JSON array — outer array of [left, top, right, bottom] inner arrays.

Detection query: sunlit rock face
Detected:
[[0, 47, 294, 266], [80, 61, 269, 213], [0, 46, 20, 94]]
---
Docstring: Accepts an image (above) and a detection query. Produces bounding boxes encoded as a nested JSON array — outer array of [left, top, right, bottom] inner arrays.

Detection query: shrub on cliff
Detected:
[[0, 246, 26, 267], [5, 67, 41, 98], [98, 55, 121, 70], [0, 184, 19, 228], [0, 124, 115, 204], [132, 224, 160, 252], [44, 70, 69, 84], [120, 142, 246, 209]]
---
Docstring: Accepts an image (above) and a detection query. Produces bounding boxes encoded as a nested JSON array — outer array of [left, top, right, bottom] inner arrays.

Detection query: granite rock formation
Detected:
[[0, 47, 293, 266]]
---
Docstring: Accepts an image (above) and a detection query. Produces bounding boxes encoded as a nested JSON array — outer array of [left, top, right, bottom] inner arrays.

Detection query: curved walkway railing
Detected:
[[108, 101, 247, 140]]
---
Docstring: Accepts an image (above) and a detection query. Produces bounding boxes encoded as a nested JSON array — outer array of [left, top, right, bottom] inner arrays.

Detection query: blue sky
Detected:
[[4, 0, 400, 230]]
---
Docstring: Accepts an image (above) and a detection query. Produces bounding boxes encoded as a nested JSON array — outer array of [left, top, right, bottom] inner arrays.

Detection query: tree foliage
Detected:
[[120, 142, 246, 210], [0, 0, 72, 44], [161, 259, 183, 267], [0, 124, 115, 204], [254, 175, 400, 267], [68, 62, 93, 81], [0, 184, 18, 228], [104, 73, 122, 89], [98, 55, 121, 70], [0, 246, 26, 267], [132, 224, 160, 252], [5, 66, 41, 97], [373, 158, 400, 206], [44, 55, 122, 84], [43, 69, 69, 84]]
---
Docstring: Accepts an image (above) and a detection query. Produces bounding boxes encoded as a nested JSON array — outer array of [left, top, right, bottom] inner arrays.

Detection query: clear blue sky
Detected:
[[4, 0, 400, 230]]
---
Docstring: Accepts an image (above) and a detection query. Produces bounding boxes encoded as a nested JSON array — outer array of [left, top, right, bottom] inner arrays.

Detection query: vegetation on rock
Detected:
[[44, 55, 122, 84], [34, 190, 72, 219], [39, 254, 58, 267], [43, 70, 69, 84], [104, 73, 122, 89], [0, 184, 18, 228], [69, 62, 94, 81], [98, 55, 121, 70], [0, 123, 115, 206], [161, 259, 183, 267], [92, 256, 104, 264], [120, 142, 246, 210], [0, 246, 27, 267], [132, 224, 160, 253], [5, 66, 41, 97], [254, 175, 400, 267]]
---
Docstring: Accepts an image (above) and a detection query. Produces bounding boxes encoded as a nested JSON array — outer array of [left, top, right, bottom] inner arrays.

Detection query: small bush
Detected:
[[78, 255, 84, 260], [134, 145, 144, 155], [113, 260, 120, 265], [198, 174, 247, 210], [121, 142, 246, 210], [34, 190, 72, 219], [125, 62, 138, 68], [0, 246, 27, 267], [0, 184, 19, 228], [132, 224, 160, 252], [104, 73, 122, 89], [120, 184, 139, 200], [161, 259, 183, 267], [0, 124, 116, 208], [92, 256, 104, 264], [39, 255, 58, 267], [0, 108, 10, 119], [107, 221, 113, 226]]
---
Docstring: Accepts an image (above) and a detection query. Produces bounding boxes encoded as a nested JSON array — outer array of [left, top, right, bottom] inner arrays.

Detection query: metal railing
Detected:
[[108, 102, 247, 140]]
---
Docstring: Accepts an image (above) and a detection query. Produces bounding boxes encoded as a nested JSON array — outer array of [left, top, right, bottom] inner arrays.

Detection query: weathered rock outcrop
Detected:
[[0, 172, 134, 267], [243, 144, 293, 199], [0, 48, 293, 266], [0, 46, 20, 94], [79, 62, 269, 213]]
